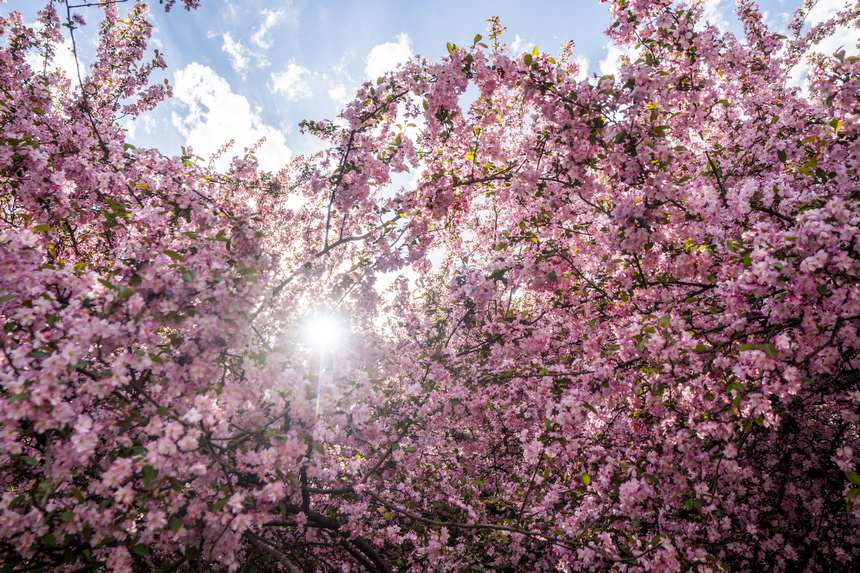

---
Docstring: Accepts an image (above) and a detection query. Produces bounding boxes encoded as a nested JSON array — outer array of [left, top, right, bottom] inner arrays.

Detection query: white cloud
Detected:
[[24, 22, 81, 84], [599, 43, 625, 76], [510, 34, 534, 55], [807, 0, 849, 26], [790, 0, 858, 90], [325, 58, 356, 104], [574, 54, 589, 81], [598, 40, 643, 78], [224, 0, 238, 19], [125, 114, 156, 140], [806, 0, 858, 56], [328, 82, 348, 104], [49, 40, 80, 82], [698, 0, 729, 32], [365, 33, 412, 79], [270, 62, 313, 100], [252, 8, 287, 50], [221, 32, 251, 74], [171, 63, 291, 172], [268, 56, 357, 110], [139, 115, 156, 135]]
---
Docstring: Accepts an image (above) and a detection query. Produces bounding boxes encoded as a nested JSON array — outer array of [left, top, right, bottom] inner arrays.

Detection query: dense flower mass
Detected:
[[1, 0, 859, 571]]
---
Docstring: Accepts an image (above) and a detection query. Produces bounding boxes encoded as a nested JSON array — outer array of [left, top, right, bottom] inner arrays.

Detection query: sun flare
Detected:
[[302, 312, 344, 353]]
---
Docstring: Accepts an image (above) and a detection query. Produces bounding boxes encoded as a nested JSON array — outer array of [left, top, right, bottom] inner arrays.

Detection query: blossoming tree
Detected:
[[1, 0, 859, 571]]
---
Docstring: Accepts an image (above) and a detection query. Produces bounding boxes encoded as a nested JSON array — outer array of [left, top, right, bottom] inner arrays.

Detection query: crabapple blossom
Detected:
[[1, 0, 860, 572]]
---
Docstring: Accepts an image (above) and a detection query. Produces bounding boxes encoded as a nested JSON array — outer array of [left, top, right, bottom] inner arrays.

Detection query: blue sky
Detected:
[[8, 0, 850, 172]]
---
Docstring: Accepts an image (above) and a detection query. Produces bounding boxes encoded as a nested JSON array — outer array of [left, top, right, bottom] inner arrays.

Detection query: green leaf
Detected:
[[523, 53, 532, 66], [106, 198, 131, 219], [237, 264, 257, 278], [32, 224, 52, 232], [163, 250, 184, 262], [777, 149, 787, 162], [0, 293, 13, 305], [142, 465, 157, 489], [168, 516, 183, 533], [59, 510, 75, 523], [738, 342, 778, 359], [847, 471, 860, 486], [798, 157, 818, 177], [8, 392, 28, 403], [683, 497, 702, 511], [581, 472, 591, 486], [693, 344, 710, 353], [489, 268, 508, 283], [131, 543, 151, 557], [726, 382, 745, 395], [116, 286, 134, 301]]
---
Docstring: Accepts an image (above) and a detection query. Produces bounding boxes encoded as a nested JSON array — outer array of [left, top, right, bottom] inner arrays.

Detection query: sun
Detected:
[[303, 312, 344, 353]]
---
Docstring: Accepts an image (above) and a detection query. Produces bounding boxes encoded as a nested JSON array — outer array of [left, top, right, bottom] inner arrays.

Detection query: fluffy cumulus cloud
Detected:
[[171, 63, 290, 172], [599, 43, 625, 76], [269, 62, 313, 100], [365, 33, 412, 79]]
